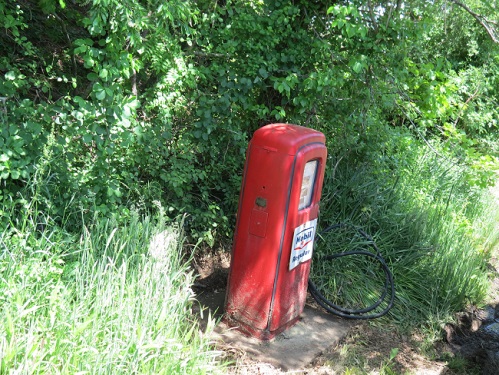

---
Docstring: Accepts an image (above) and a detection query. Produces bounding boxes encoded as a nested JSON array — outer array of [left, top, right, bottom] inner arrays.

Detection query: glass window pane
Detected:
[[298, 160, 318, 210]]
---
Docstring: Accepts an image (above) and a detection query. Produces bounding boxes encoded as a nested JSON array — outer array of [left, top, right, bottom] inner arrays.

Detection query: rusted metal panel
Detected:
[[225, 123, 327, 340]]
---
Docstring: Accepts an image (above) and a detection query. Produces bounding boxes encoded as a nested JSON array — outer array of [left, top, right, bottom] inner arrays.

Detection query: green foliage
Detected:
[[1, 0, 497, 242], [0, 0, 497, 320], [442, 352, 480, 375], [313, 137, 498, 327], [1, 3, 498, 375], [0, 210, 223, 374]]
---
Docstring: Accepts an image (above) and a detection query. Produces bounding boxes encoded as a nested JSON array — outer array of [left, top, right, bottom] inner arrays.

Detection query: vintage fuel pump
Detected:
[[224, 123, 327, 340]]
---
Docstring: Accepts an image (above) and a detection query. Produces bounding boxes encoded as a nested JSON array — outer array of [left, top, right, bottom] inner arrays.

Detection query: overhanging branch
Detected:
[[449, 0, 499, 44]]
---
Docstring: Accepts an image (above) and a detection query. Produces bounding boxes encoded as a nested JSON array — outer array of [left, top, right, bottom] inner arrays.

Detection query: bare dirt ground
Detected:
[[195, 252, 445, 375], [192, 184, 499, 374], [192, 248, 499, 374]]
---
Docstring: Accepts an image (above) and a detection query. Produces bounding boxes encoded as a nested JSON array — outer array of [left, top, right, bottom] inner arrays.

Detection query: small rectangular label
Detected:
[[289, 219, 317, 271]]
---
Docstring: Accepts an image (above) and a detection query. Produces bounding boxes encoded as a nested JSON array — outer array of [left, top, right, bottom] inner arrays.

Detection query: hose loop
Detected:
[[308, 223, 395, 319]]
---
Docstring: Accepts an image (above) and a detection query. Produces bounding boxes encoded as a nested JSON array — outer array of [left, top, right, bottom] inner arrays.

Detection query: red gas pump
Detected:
[[224, 123, 327, 340]]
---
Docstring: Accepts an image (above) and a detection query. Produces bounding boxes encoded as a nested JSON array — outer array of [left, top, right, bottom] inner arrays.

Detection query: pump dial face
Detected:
[[298, 160, 318, 210]]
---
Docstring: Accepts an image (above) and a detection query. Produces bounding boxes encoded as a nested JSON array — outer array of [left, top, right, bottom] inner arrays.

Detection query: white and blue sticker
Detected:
[[289, 219, 317, 271]]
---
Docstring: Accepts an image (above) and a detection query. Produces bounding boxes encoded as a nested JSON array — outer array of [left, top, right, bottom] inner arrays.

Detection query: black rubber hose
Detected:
[[308, 224, 395, 319]]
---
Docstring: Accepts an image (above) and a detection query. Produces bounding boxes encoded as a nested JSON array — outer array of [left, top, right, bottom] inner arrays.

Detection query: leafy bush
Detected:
[[1, 0, 498, 243]]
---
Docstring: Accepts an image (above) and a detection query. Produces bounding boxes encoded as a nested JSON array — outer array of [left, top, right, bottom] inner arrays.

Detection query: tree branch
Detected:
[[367, 0, 379, 32], [449, 0, 498, 44], [191, 51, 228, 58], [454, 85, 481, 127]]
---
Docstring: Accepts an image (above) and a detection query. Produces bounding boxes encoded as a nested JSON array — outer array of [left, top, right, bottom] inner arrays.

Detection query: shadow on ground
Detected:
[[191, 254, 351, 372]]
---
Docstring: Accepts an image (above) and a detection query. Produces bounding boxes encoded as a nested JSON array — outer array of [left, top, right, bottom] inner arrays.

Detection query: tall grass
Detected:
[[313, 141, 499, 328], [0, 210, 223, 374]]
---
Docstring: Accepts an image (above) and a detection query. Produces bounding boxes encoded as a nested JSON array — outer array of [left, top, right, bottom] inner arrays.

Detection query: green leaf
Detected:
[[93, 82, 106, 101], [359, 26, 367, 38], [27, 122, 42, 136], [82, 134, 93, 143], [74, 38, 93, 46], [133, 126, 143, 136], [389, 348, 399, 361], [73, 96, 87, 108], [5, 71, 15, 80], [104, 87, 114, 98], [95, 90, 105, 100], [87, 72, 99, 81], [345, 23, 355, 38], [352, 61, 363, 73]]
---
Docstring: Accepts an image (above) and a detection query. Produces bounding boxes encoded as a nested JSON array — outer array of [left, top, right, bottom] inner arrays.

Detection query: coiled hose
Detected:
[[308, 224, 395, 319]]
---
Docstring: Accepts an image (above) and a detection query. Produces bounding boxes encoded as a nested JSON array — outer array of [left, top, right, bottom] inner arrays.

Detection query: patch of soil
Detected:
[[191, 250, 231, 329], [443, 307, 499, 375], [441, 256, 499, 375], [191, 248, 499, 375], [192, 249, 231, 282], [311, 322, 447, 375]]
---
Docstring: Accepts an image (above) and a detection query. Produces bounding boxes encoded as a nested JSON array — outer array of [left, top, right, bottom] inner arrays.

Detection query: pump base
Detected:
[[223, 314, 302, 341]]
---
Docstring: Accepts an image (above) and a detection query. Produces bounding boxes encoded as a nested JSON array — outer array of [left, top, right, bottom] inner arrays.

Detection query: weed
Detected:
[[312, 146, 499, 328], [0, 208, 224, 374], [441, 352, 481, 375]]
